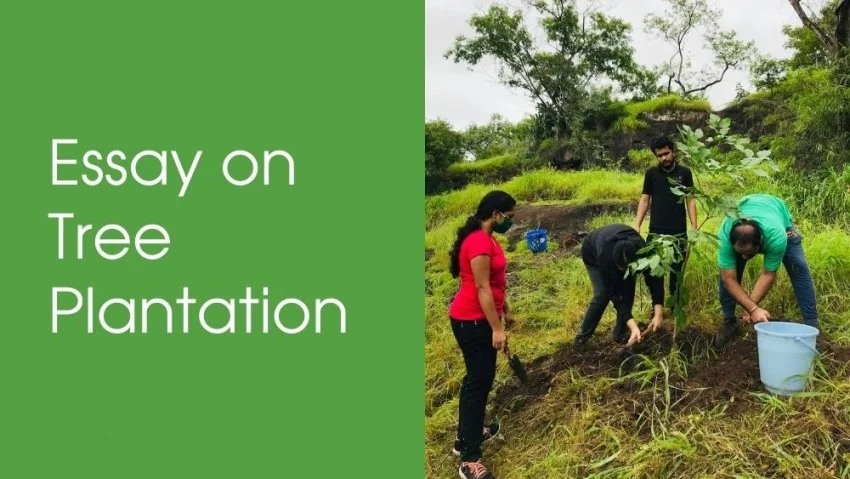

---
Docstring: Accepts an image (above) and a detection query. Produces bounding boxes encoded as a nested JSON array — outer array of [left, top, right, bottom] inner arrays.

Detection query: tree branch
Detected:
[[684, 62, 731, 95], [787, 0, 839, 54], [675, 9, 696, 94]]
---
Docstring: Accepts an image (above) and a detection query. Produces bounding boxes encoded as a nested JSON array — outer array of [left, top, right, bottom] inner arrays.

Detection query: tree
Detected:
[[786, 0, 845, 57], [749, 54, 789, 90], [444, 1, 653, 141], [783, 0, 842, 69], [462, 114, 523, 160], [643, 0, 757, 97], [627, 114, 780, 344], [425, 119, 465, 194]]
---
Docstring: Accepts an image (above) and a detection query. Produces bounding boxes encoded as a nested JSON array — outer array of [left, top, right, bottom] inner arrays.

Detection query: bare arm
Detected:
[[720, 268, 760, 314], [471, 255, 506, 350], [635, 194, 651, 232], [687, 196, 698, 230], [749, 269, 777, 305]]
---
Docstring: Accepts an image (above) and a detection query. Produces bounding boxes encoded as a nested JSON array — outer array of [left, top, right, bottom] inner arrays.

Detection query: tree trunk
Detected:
[[838, 0, 850, 49], [787, 0, 839, 54]]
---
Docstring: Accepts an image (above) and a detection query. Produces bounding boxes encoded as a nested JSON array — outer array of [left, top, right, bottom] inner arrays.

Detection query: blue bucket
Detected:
[[754, 321, 819, 396], [525, 228, 548, 253]]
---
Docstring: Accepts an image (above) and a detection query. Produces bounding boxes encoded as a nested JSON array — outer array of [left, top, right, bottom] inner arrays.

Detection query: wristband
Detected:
[[748, 304, 759, 314]]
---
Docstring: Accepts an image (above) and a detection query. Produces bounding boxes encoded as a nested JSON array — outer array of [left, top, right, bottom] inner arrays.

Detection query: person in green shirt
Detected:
[[714, 194, 819, 348]]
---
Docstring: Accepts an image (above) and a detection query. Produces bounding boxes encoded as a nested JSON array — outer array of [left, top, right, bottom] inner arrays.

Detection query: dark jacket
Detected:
[[581, 224, 665, 323]]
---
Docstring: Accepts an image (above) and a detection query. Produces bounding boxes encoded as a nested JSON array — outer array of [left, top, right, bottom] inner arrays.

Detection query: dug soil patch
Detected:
[[491, 324, 850, 419]]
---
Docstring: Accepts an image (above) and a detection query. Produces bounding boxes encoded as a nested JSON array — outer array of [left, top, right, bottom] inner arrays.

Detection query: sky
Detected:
[[426, 0, 819, 129]]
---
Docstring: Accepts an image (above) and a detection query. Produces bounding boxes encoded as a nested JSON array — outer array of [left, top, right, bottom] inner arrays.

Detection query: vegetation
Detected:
[[608, 94, 712, 135], [426, 169, 850, 478], [426, 1, 850, 476], [643, 0, 757, 96]]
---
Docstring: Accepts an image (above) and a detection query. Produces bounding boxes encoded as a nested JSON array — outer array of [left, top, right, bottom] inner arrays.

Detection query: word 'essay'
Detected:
[[51, 138, 296, 197]]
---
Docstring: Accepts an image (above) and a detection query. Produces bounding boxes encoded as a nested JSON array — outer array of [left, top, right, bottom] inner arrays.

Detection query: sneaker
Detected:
[[452, 423, 501, 456], [459, 460, 495, 479], [714, 321, 740, 349]]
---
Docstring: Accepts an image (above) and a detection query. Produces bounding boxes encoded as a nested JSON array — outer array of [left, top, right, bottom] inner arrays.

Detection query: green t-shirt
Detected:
[[717, 194, 794, 272]]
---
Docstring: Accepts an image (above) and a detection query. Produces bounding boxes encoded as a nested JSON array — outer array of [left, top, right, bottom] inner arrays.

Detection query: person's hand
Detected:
[[626, 321, 643, 347], [492, 329, 507, 352], [742, 311, 751, 323], [645, 314, 663, 334], [750, 307, 771, 324]]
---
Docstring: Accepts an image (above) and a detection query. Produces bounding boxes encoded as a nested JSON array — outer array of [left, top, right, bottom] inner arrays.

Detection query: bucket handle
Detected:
[[793, 336, 819, 355]]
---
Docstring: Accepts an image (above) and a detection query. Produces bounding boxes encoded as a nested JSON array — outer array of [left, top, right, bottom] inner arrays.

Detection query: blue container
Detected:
[[754, 321, 820, 396], [525, 228, 548, 253]]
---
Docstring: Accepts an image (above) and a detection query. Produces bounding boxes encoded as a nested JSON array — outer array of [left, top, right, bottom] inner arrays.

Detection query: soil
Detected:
[[491, 323, 850, 420], [504, 202, 636, 255]]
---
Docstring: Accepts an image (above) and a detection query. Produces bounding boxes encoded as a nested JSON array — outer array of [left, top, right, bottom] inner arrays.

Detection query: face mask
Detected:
[[492, 212, 513, 234]]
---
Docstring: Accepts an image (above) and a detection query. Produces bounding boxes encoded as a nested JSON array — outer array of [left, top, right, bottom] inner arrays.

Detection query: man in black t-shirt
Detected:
[[634, 136, 698, 300]]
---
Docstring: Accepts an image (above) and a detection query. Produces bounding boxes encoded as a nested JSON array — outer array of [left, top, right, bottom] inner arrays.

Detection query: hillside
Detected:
[[424, 164, 850, 478]]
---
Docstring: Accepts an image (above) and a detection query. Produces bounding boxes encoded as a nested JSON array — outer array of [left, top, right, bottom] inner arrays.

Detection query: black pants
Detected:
[[649, 230, 687, 299], [451, 318, 497, 462], [576, 264, 629, 341]]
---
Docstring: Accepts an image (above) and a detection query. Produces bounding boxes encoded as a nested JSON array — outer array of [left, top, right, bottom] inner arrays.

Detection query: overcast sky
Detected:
[[426, 0, 820, 129]]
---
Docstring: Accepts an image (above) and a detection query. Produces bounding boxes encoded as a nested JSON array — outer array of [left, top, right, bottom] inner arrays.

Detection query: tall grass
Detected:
[[425, 168, 850, 478], [425, 168, 642, 229]]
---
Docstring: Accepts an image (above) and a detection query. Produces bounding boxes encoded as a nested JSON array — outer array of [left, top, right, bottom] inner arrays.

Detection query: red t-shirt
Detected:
[[449, 230, 507, 320]]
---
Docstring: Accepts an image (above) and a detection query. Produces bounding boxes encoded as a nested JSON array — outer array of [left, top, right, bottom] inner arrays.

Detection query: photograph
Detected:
[[425, 0, 850, 477]]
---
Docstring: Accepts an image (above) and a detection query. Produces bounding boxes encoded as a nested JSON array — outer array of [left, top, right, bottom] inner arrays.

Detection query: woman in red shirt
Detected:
[[447, 190, 516, 479]]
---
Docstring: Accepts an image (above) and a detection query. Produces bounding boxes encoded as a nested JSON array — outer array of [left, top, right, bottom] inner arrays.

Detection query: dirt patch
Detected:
[[504, 202, 636, 255], [492, 320, 850, 423], [677, 334, 761, 416], [489, 326, 794, 419], [818, 338, 850, 372]]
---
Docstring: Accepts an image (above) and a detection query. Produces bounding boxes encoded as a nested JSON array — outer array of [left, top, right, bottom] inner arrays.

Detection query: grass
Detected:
[[626, 149, 656, 172], [448, 154, 521, 175], [609, 94, 712, 135], [425, 168, 642, 229], [621, 95, 712, 117], [425, 167, 850, 478]]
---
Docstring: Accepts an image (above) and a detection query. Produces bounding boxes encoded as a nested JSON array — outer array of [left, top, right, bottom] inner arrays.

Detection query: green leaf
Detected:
[[753, 169, 770, 178], [649, 256, 660, 270], [591, 450, 622, 469], [790, 391, 829, 398]]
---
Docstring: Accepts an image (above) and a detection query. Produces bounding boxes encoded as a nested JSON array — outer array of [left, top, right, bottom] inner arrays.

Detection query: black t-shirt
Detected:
[[642, 163, 694, 235]]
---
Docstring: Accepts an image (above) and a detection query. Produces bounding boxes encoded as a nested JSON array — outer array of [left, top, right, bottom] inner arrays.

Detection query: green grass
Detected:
[[610, 116, 650, 135], [425, 168, 850, 478], [621, 94, 712, 118], [425, 168, 642, 229], [609, 94, 712, 135], [626, 149, 656, 172], [447, 154, 520, 174]]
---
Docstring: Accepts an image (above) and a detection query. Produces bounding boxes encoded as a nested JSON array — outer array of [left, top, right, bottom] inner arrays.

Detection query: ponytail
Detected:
[[450, 216, 483, 278]]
